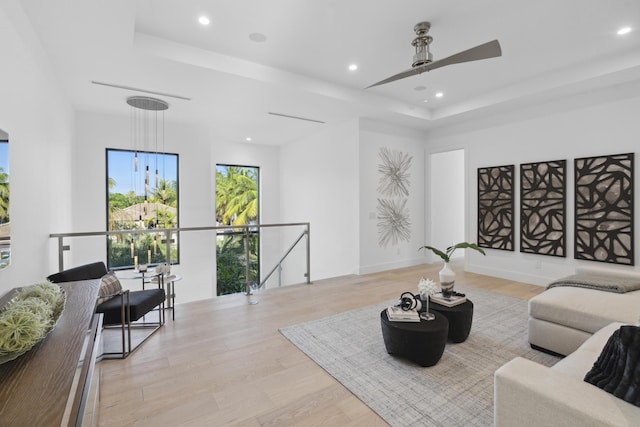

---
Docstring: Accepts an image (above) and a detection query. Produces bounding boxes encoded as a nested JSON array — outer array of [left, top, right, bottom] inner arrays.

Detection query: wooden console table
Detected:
[[0, 279, 101, 426]]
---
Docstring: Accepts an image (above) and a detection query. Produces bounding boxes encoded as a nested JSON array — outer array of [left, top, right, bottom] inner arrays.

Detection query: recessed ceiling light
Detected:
[[348, 64, 358, 71], [198, 16, 210, 26], [435, 92, 444, 98], [249, 33, 267, 43], [423, 99, 429, 103], [617, 27, 632, 35], [245, 137, 252, 142]]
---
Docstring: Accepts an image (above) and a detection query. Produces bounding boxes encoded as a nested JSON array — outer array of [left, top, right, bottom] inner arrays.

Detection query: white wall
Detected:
[[279, 119, 360, 282], [73, 111, 280, 303], [0, 1, 75, 294], [359, 119, 426, 274], [429, 149, 465, 260], [426, 81, 640, 285], [5, 0, 640, 298]]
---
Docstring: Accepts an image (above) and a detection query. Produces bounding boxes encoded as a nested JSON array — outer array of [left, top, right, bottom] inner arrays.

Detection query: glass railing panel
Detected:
[[50, 223, 310, 304]]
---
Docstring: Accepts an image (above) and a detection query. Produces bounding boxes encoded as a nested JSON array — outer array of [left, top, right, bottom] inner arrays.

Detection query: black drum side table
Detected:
[[430, 299, 473, 343], [380, 309, 449, 367]]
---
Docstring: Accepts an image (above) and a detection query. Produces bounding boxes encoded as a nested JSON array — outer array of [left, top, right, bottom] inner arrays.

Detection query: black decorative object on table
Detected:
[[396, 290, 436, 320], [398, 291, 421, 311], [380, 309, 449, 367]]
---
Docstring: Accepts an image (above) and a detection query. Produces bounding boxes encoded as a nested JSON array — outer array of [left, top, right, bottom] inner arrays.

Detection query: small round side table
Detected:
[[380, 309, 449, 367], [429, 299, 473, 343]]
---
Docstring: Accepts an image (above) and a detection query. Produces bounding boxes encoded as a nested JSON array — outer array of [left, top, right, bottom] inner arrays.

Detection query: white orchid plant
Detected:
[[418, 277, 438, 300]]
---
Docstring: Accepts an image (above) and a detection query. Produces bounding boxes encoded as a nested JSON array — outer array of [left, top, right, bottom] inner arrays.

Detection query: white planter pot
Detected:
[[439, 262, 456, 297]]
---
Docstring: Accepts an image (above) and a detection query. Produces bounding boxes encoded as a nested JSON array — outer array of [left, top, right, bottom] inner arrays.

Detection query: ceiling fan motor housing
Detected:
[[412, 35, 433, 67], [412, 21, 433, 68]]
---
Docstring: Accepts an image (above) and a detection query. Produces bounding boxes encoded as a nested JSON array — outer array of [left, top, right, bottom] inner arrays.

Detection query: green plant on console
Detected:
[[419, 242, 486, 263], [0, 282, 65, 360]]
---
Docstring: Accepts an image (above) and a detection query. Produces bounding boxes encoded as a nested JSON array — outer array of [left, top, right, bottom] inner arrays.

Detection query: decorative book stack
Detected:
[[431, 293, 467, 307], [386, 306, 420, 322]]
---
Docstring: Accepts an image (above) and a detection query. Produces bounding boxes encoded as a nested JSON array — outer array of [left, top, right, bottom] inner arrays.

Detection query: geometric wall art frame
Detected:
[[477, 164, 515, 251], [520, 160, 566, 257], [574, 152, 634, 265]]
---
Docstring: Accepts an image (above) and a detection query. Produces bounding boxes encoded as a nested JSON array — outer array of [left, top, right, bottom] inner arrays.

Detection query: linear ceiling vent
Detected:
[[267, 112, 325, 124], [91, 81, 191, 101]]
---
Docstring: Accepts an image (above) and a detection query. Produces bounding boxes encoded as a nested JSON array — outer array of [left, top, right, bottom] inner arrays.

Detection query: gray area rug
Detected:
[[280, 285, 561, 426]]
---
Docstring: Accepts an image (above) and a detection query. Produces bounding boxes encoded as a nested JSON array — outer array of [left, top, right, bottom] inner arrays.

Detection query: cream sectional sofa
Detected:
[[495, 322, 640, 427], [528, 267, 640, 356], [494, 267, 640, 426]]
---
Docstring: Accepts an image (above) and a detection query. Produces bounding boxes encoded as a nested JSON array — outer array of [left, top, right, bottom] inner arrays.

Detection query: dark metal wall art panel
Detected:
[[574, 153, 634, 265], [477, 165, 514, 251], [520, 160, 566, 257]]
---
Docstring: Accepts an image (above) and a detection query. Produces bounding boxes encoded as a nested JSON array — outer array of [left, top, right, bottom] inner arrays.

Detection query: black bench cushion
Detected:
[[47, 261, 108, 283], [97, 288, 165, 325]]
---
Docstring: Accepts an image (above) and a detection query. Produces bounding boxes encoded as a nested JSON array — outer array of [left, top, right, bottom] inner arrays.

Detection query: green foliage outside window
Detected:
[[0, 166, 8, 224], [216, 165, 259, 295], [0, 140, 10, 270], [106, 149, 179, 269]]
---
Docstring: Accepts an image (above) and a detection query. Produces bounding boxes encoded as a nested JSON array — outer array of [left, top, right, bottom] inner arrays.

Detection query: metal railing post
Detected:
[[57, 236, 65, 272], [305, 223, 311, 284], [244, 227, 251, 296], [165, 230, 171, 265]]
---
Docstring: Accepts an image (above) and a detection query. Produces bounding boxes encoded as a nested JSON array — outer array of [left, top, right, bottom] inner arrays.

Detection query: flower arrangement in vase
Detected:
[[419, 242, 486, 297]]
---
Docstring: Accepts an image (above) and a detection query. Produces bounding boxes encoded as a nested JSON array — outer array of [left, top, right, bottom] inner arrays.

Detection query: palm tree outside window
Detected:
[[106, 148, 179, 269], [0, 137, 9, 269], [215, 165, 259, 295]]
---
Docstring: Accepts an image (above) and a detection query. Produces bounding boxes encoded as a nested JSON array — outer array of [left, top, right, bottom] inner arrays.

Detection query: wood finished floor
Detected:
[[97, 263, 545, 426]]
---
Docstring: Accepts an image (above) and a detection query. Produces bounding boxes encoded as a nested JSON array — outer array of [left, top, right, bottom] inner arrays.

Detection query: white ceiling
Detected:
[[18, 0, 640, 145]]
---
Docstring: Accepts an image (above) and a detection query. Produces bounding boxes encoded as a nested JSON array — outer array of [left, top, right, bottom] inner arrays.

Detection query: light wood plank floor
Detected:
[[98, 263, 544, 426]]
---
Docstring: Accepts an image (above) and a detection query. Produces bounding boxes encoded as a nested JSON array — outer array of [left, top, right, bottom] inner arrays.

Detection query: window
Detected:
[[106, 148, 179, 269], [0, 134, 9, 269], [215, 165, 259, 295]]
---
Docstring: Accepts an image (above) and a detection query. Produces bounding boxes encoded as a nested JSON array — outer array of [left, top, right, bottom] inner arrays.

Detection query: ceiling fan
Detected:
[[366, 21, 501, 89]]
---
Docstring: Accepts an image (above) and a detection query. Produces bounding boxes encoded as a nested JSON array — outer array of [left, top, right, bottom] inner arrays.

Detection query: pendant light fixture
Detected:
[[127, 96, 169, 266]]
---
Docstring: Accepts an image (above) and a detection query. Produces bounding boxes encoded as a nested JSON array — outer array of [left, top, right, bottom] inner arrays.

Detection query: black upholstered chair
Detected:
[[47, 261, 165, 358]]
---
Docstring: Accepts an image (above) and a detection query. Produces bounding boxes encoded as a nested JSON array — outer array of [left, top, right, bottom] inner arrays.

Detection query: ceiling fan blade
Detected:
[[366, 39, 501, 89], [366, 67, 422, 89], [420, 39, 501, 72]]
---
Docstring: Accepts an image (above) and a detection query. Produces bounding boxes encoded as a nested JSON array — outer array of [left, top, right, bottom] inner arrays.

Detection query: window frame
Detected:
[[0, 138, 9, 270], [215, 164, 260, 295], [105, 147, 180, 270]]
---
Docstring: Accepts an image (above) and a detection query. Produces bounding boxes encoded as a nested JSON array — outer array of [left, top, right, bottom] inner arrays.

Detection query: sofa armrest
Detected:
[[494, 357, 639, 427]]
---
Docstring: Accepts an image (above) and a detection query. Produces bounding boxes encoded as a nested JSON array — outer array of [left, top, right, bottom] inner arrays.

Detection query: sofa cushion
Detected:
[[553, 322, 624, 378], [529, 287, 640, 334], [584, 325, 640, 407]]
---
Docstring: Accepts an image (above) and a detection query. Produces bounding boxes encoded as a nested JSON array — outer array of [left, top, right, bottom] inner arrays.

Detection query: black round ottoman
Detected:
[[380, 309, 449, 367], [429, 299, 473, 343]]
